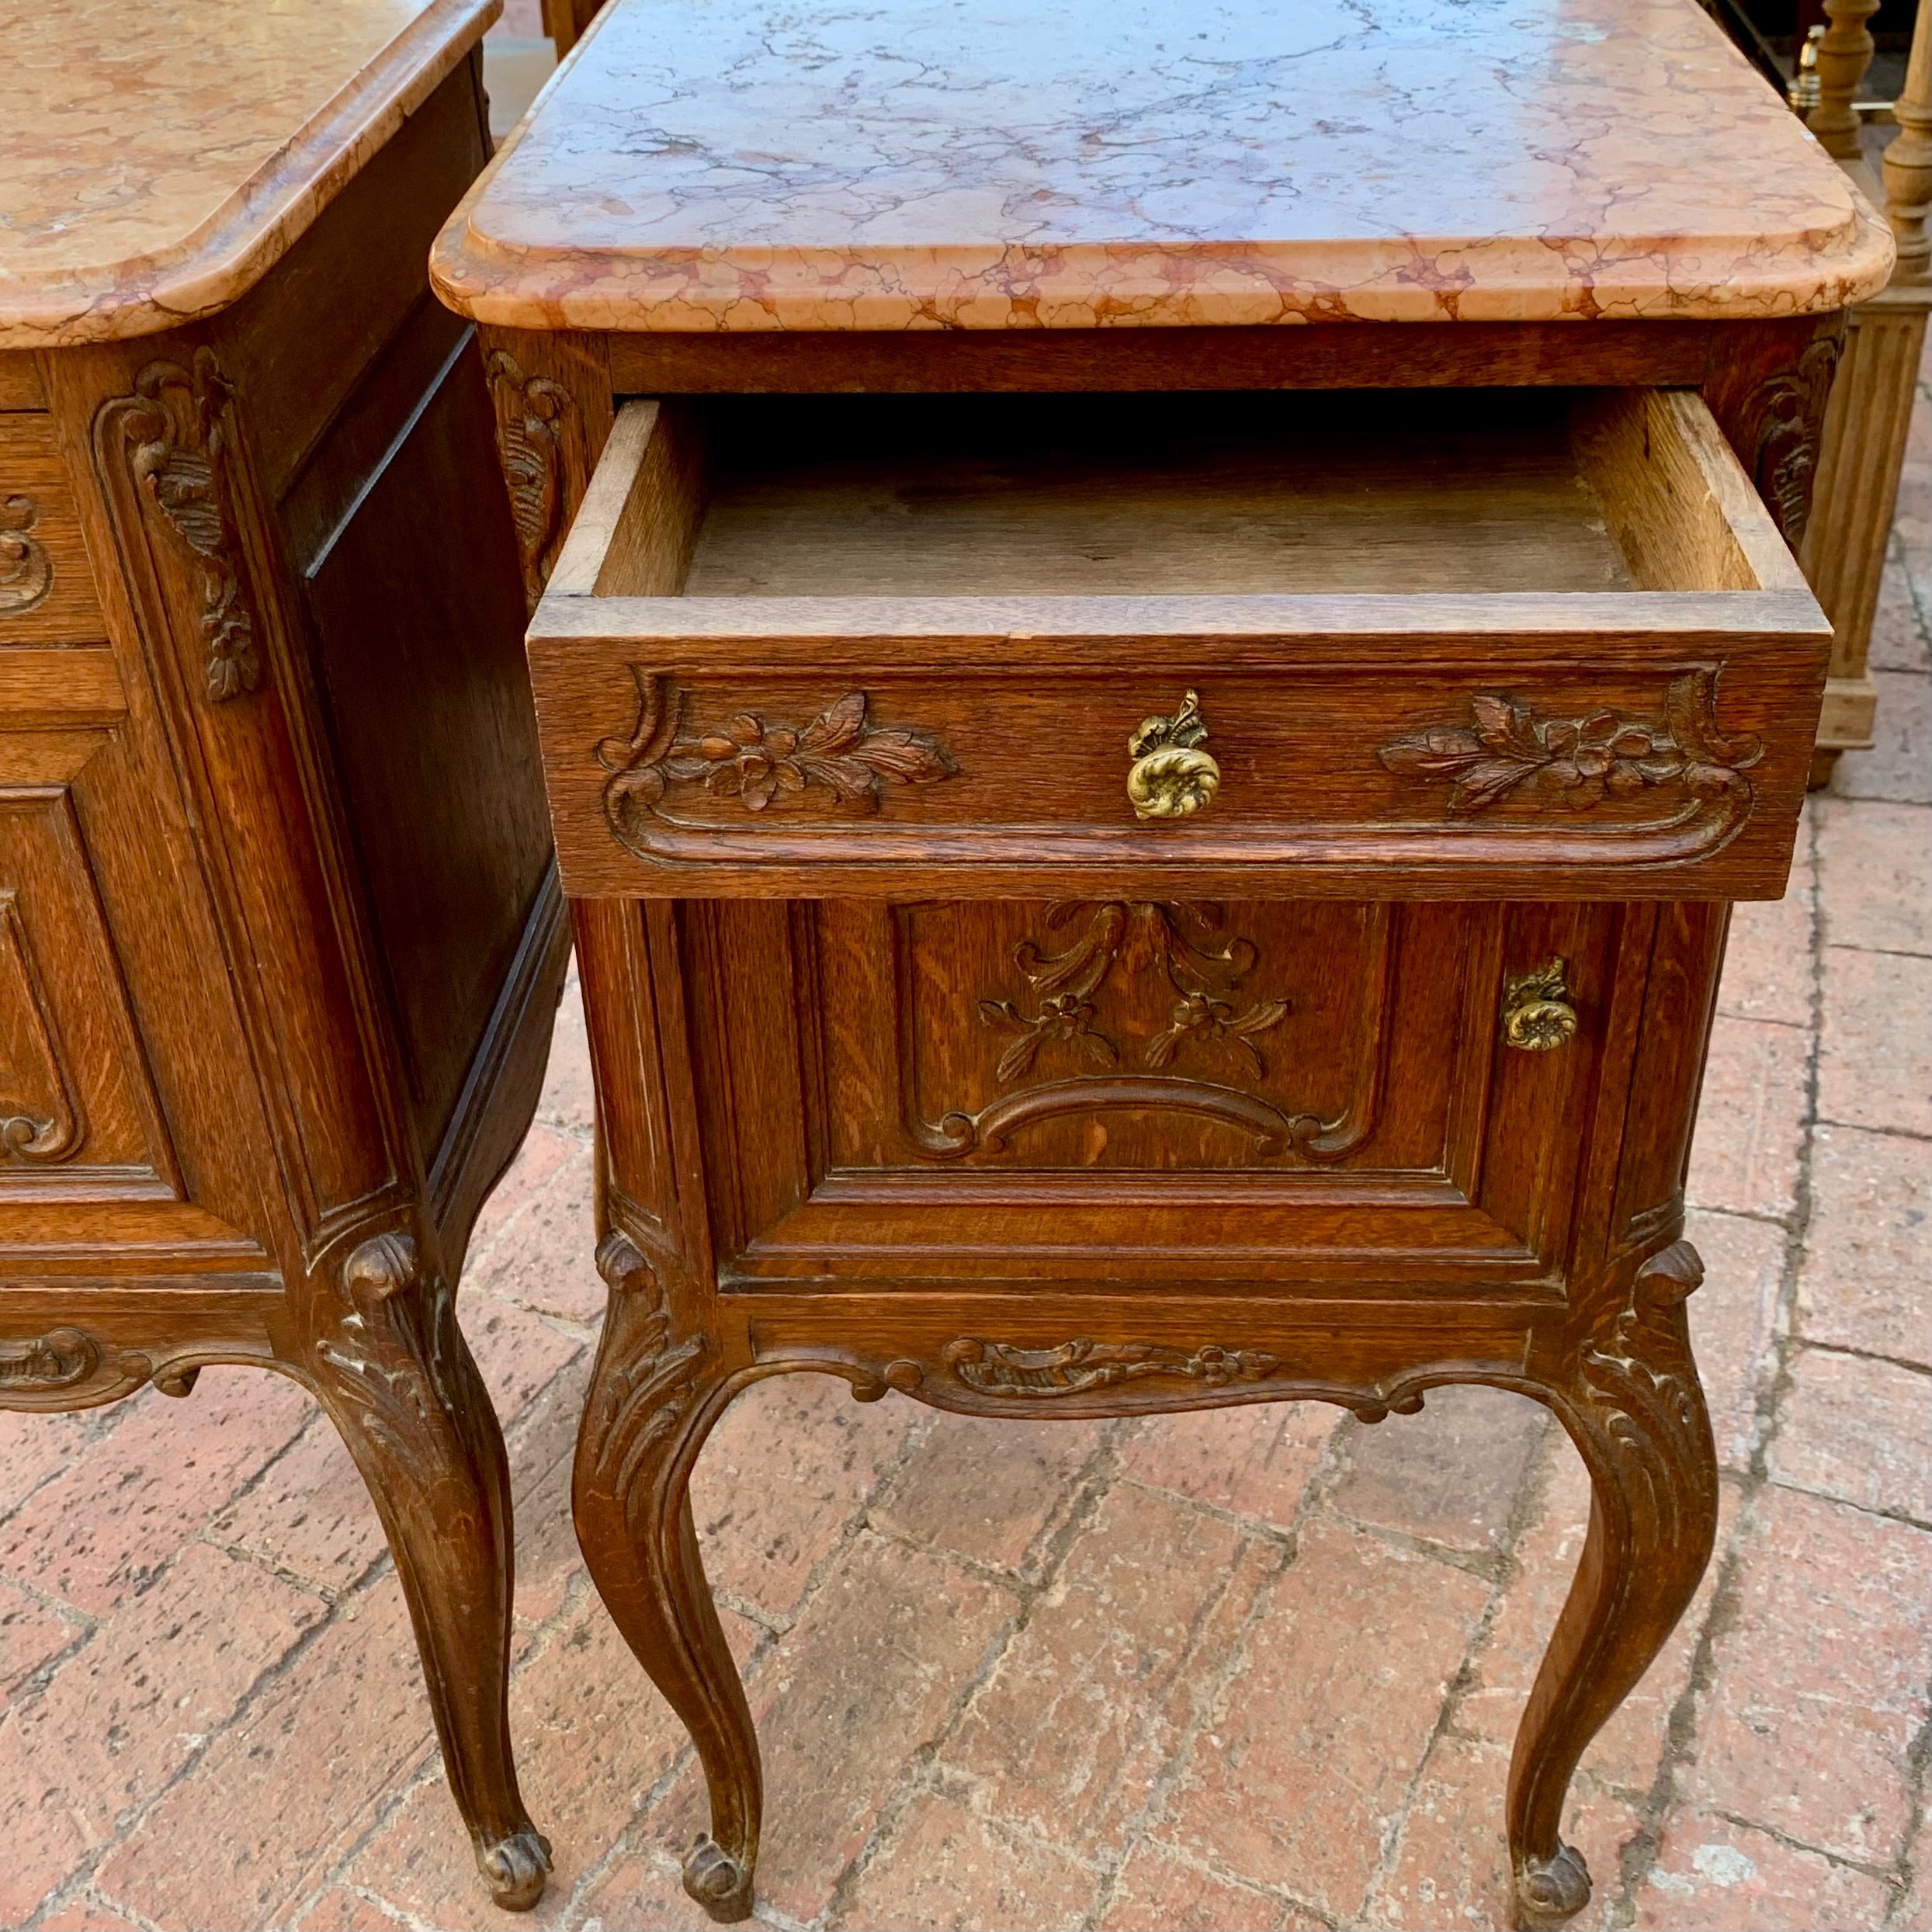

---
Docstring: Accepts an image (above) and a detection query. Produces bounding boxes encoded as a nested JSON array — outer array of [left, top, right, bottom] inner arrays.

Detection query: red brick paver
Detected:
[[5, 374, 1930, 1931]]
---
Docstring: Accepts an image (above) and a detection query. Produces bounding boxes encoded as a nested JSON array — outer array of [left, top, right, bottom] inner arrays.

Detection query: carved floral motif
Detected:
[[1378, 671, 1761, 817], [844, 1336, 1431, 1424], [979, 900, 1287, 1084], [601, 670, 956, 838], [485, 350, 575, 609], [110, 350, 262, 702], [911, 902, 1391, 1163], [0, 494, 52, 616], [945, 1336, 1283, 1396], [0, 1325, 101, 1391]]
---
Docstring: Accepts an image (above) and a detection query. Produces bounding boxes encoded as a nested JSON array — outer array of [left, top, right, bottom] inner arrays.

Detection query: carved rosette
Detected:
[[485, 349, 577, 609], [582, 1230, 709, 1537], [0, 494, 52, 616], [98, 349, 262, 702], [1378, 671, 1761, 829], [600, 668, 956, 841]]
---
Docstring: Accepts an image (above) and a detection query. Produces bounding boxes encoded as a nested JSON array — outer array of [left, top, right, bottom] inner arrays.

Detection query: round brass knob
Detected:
[[1501, 959, 1578, 1051], [1128, 744, 1221, 819], [1128, 690, 1219, 821]]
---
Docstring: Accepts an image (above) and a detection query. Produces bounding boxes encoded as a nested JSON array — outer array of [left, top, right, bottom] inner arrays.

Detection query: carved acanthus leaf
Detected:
[[585, 1230, 707, 1535], [485, 350, 575, 609], [115, 349, 262, 702], [315, 1233, 465, 1461], [1744, 332, 1841, 546], [1574, 1240, 1716, 1548], [1378, 671, 1761, 818], [601, 669, 956, 835], [0, 494, 52, 616]]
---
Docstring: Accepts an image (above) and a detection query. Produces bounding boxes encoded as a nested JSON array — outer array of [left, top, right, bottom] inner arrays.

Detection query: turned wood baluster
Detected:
[[1888, 0, 1932, 282], [1808, 0, 1881, 158]]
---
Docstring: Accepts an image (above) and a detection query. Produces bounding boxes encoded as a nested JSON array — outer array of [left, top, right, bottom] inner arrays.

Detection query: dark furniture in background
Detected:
[[0, 0, 563, 1906]]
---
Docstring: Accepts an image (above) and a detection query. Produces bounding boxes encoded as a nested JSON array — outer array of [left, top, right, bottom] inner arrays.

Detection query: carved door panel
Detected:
[[684, 897, 1621, 1301], [0, 775, 178, 1196]]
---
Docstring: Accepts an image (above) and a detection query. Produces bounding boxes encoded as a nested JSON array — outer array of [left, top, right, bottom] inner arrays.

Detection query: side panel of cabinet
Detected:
[[291, 301, 555, 1174]]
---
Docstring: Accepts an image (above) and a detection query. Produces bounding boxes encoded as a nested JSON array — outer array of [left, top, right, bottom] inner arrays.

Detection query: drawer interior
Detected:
[[566, 387, 1792, 602]]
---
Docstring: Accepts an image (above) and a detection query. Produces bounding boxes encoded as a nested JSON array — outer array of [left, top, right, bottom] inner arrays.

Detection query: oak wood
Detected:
[[0, 57, 560, 1912], [523, 386, 1827, 904], [490, 281, 1845, 1928]]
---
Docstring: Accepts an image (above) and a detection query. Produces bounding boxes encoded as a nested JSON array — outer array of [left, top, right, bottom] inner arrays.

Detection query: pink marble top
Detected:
[[430, 0, 1893, 334], [0, 0, 497, 348]]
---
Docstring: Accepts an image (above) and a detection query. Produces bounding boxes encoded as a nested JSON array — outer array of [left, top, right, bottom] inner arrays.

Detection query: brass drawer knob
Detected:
[[1502, 959, 1578, 1051], [1128, 689, 1221, 820]]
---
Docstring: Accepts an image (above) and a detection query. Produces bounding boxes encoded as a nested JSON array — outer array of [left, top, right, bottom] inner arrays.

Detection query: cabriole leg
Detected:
[[1507, 1240, 1719, 1929], [572, 1230, 759, 1923], [309, 1230, 551, 1910]]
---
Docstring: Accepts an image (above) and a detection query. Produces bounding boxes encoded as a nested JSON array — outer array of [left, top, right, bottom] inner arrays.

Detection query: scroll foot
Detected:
[[480, 1825, 554, 1912], [1514, 1842, 1591, 1928], [684, 1834, 755, 1923]]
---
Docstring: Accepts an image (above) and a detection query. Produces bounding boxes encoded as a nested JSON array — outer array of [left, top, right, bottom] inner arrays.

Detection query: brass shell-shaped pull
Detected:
[[1502, 959, 1578, 1052], [1128, 690, 1221, 820]]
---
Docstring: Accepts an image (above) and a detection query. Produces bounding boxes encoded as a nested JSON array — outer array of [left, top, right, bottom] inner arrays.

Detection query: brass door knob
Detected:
[[1502, 959, 1578, 1051], [1128, 690, 1221, 820]]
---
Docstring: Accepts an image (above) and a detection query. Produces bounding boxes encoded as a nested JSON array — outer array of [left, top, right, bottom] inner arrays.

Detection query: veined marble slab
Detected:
[[431, 0, 1892, 333], [0, 0, 497, 346]]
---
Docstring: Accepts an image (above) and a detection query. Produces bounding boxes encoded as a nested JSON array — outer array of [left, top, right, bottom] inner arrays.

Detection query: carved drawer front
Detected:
[[0, 414, 104, 644], [529, 386, 1830, 902], [674, 896, 1623, 1301]]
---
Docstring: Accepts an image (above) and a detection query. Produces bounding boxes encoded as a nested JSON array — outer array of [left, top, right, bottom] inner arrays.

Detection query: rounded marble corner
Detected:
[[0, 0, 499, 349]]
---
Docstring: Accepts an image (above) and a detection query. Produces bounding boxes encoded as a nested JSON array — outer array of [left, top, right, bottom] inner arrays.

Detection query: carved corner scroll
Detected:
[[0, 495, 52, 616], [909, 900, 1393, 1163], [485, 349, 578, 610], [0, 891, 83, 1164], [96, 349, 262, 702], [1378, 671, 1761, 839], [601, 669, 957, 848]]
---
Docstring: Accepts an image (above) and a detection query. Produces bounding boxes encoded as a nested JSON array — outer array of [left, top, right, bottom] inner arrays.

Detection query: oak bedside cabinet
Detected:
[[432, 0, 1894, 1923], [2, 0, 561, 1907]]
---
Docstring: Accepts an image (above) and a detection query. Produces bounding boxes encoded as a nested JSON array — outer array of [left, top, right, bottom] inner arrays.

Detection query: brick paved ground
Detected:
[[3, 380, 1927, 1930]]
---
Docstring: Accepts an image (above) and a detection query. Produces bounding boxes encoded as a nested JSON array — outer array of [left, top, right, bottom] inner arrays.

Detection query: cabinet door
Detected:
[[683, 896, 1635, 1304]]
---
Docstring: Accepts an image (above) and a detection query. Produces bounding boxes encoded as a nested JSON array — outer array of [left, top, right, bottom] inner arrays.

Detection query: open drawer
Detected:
[[527, 387, 1830, 900]]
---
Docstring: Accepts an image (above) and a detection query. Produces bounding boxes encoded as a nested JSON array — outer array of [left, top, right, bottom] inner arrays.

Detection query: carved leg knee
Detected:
[[574, 1231, 759, 1923], [312, 1230, 550, 1911], [1507, 1242, 1719, 1930]]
